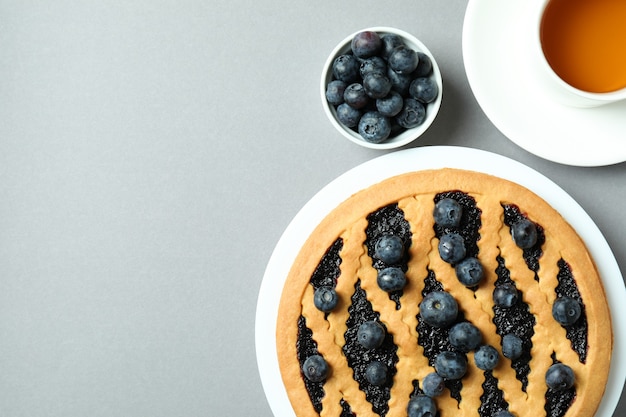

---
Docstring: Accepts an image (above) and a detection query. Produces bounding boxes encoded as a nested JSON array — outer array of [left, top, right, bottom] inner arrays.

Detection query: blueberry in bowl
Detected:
[[321, 27, 443, 149]]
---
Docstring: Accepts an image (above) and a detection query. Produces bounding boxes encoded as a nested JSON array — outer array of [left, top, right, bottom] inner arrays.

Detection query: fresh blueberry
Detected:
[[545, 363, 575, 391], [511, 218, 538, 249], [358, 111, 391, 143], [455, 257, 484, 287], [390, 122, 407, 138], [363, 72, 392, 99], [374, 234, 405, 264], [388, 45, 419, 74], [325, 80, 346, 106], [438, 233, 466, 264], [336, 103, 362, 128], [474, 345, 500, 371], [502, 333, 523, 360], [357, 320, 386, 350], [407, 394, 437, 417], [326, 80, 346, 106], [380, 33, 404, 60], [365, 361, 388, 385], [433, 198, 463, 228], [376, 91, 404, 117], [552, 297, 582, 326], [395, 98, 426, 129], [493, 283, 519, 308], [409, 77, 439, 104], [343, 83, 369, 109], [360, 56, 387, 78], [313, 286, 339, 312], [387, 66, 413, 96], [434, 350, 467, 379], [448, 321, 482, 352], [302, 355, 329, 382], [419, 291, 458, 328], [351, 31, 382, 58], [332, 54, 360, 83], [414, 52, 433, 77], [494, 411, 515, 417], [422, 372, 445, 397], [377, 267, 407, 292]]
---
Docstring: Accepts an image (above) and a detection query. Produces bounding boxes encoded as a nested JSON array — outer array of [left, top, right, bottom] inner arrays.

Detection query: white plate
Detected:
[[462, 0, 626, 167], [255, 146, 625, 417]]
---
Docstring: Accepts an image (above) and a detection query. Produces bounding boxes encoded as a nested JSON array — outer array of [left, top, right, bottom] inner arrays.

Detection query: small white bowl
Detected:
[[321, 27, 443, 149]]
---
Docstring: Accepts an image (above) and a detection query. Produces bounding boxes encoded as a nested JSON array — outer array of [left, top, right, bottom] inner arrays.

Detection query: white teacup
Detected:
[[524, 0, 626, 108]]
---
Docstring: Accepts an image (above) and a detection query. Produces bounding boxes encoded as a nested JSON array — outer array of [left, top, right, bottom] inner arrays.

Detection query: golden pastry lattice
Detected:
[[276, 169, 612, 417]]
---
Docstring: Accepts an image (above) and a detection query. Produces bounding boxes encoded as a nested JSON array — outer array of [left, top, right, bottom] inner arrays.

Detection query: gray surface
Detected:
[[0, 1, 623, 416]]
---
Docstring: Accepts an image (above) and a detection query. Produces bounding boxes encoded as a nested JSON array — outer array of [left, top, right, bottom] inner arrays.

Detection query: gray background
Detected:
[[0, 0, 623, 416]]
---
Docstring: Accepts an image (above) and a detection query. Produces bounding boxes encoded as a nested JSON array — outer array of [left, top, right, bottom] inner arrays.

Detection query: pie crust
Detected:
[[276, 168, 612, 417]]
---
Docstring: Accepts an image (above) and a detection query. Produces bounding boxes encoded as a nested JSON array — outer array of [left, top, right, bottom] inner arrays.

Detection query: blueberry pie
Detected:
[[276, 169, 612, 417]]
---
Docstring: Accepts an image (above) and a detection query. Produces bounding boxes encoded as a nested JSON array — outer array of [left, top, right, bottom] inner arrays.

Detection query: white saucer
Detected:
[[462, 0, 626, 167], [255, 146, 625, 417]]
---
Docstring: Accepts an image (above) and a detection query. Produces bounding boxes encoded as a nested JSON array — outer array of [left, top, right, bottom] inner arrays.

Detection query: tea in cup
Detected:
[[527, 0, 626, 107]]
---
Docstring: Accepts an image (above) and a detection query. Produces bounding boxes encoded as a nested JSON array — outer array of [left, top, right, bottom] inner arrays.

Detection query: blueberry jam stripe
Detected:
[[357, 251, 410, 417], [554, 260, 588, 363], [358, 199, 416, 417], [472, 195, 524, 415], [536, 249, 590, 411], [296, 316, 325, 412], [427, 206, 485, 412], [521, 195, 611, 417], [360, 204, 409, 416], [478, 371, 509, 417], [538, 256, 586, 363], [426, 197, 518, 416], [368, 196, 439, 417], [423, 234, 482, 415], [343, 281, 397, 416], [492, 254, 536, 394], [428, 224, 482, 410], [471, 195, 528, 416], [498, 220, 553, 416], [317, 218, 376, 416], [302, 284, 369, 416], [498, 212, 584, 417], [531, 222, 586, 400], [396, 195, 445, 404]]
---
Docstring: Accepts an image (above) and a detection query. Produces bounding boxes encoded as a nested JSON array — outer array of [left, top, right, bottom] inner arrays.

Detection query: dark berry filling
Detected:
[[309, 238, 343, 289], [502, 204, 545, 276], [555, 259, 588, 363], [296, 316, 324, 412], [492, 255, 535, 391], [365, 203, 412, 309], [339, 399, 356, 417], [434, 191, 482, 260], [410, 379, 426, 396], [343, 281, 398, 416], [545, 354, 577, 417], [478, 371, 508, 417], [417, 270, 463, 402]]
